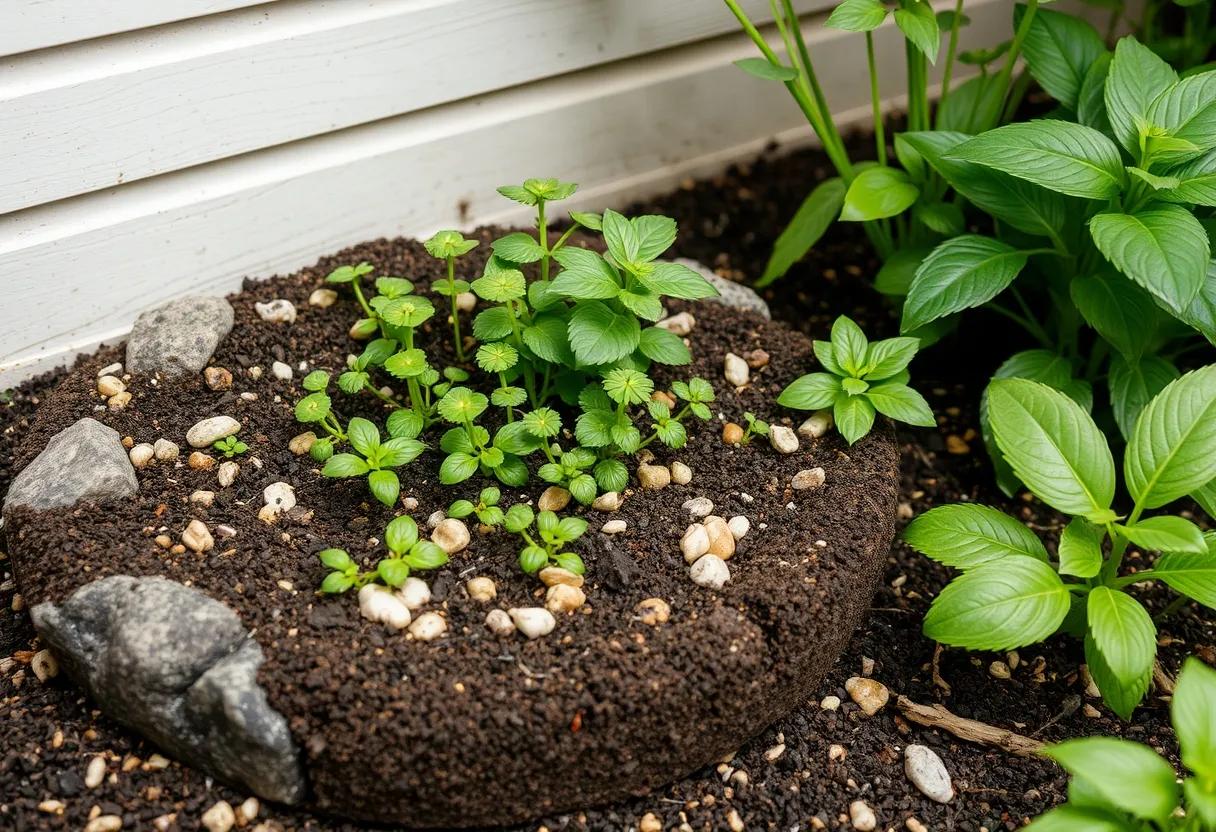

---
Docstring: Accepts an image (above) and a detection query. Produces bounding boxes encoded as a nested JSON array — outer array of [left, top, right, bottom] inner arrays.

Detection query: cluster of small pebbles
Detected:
[[679, 498, 750, 590]]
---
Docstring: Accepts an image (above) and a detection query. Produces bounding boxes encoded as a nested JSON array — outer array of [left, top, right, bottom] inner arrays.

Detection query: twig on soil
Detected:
[[931, 643, 951, 696], [896, 695, 1045, 757], [1153, 660, 1176, 695]]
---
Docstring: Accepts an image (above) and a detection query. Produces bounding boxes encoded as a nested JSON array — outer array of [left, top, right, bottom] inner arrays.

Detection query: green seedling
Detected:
[[318, 515, 448, 593], [448, 486, 506, 528], [503, 504, 587, 576], [321, 416, 425, 507], [423, 230, 478, 361], [213, 435, 248, 458]]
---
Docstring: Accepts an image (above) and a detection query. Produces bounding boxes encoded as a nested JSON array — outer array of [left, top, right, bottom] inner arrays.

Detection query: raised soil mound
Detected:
[[6, 232, 900, 827]]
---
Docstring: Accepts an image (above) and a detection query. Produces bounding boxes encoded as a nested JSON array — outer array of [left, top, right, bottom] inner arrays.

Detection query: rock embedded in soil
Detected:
[[703, 516, 736, 559], [656, 311, 695, 335], [432, 518, 470, 553], [408, 612, 447, 641], [484, 608, 514, 636], [670, 461, 693, 484], [637, 462, 671, 490], [187, 416, 241, 448], [4, 418, 137, 515], [849, 799, 877, 831], [126, 296, 235, 376], [129, 442, 155, 468], [510, 607, 557, 639], [845, 676, 890, 715], [798, 410, 833, 439], [359, 585, 411, 629], [538, 485, 571, 512], [254, 299, 297, 323], [592, 491, 623, 511], [904, 744, 954, 803], [466, 577, 496, 602], [792, 467, 826, 490], [672, 258, 770, 319], [769, 425, 799, 454], [689, 554, 730, 589], [683, 496, 714, 519], [681, 523, 711, 563], [546, 584, 586, 613], [30, 576, 303, 803], [636, 597, 671, 625], [153, 438, 180, 461], [723, 352, 750, 387]]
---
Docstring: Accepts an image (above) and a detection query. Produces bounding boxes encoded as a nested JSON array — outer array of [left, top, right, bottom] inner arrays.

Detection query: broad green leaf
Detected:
[[923, 557, 1070, 650], [826, 0, 889, 31], [864, 337, 920, 379], [947, 120, 1125, 199], [1173, 657, 1216, 778], [1046, 737, 1177, 821], [1089, 206, 1209, 312], [833, 395, 876, 445], [758, 178, 846, 286], [913, 201, 964, 236], [840, 167, 920, 221], [631, 215, 677, 263], [1165, 148, 1216, 206], [1120, 515, 1207, 553], [829, 315, 869, 375], [567, 301, 641, 366], [1070, 273, 1158, 360], [638, 326, 691, 365], [491, 232, 544, 264], [1179, 261, 1216, 345], [1154, 548, 1216, 610], [903, 504, 1049, 568], [617, 288, 663, 321], [1125, 365, 1216, 508], [551, 248, 621, 298], [346, 417, 380, 457], [1148, 68, 1216, 158], [894, 0, 940, 63], [1023, 805, 1135, 832], [1193, 478, 1216, 519], [601, 209, 638, 266], [901, 131, 1070, 238], [323, 453, 370, 478], [988, 378, 1115, 518], [1106, 36, 1178, 157], [378, 437, 425, 468], [1109, 354, 1179, 441], [368, 469, 400, 506], [864, 382, 935, 426], [1077, 52, 1113, 134], [1016, 4, 1106, 110], [778, 373, 842, 410], [522, 313, 574, 366], [639, 262, 718, 300], [472, 306, 513, 341], [902, 235, 1028, 332], [734, 57, 799, 81], [1087, 587, 1157, 718], [1058, 517, 1104, 578]]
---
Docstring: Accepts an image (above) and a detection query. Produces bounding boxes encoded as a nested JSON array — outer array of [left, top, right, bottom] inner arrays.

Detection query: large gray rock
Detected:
[[126, 296, 234, 376], [4, 418, 137, 516], [32, 576, 304, 804], [673, 258, 770, 319]]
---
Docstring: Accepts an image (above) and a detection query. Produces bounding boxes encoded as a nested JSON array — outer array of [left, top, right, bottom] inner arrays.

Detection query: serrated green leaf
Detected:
[[903, 504, 1049, 568], [1090, 206, 1209, 313], [523, 313, 574, 365], [1077, 52, 1113, 134], [1148, 69, 1216, 159], [567, 301, 641, 366], [638, 326, 691, 365], [924, 558, 1070, 650], [902, 235, 1029, 332], [491, 232, 545, 264], [639, 262, 718, 300]]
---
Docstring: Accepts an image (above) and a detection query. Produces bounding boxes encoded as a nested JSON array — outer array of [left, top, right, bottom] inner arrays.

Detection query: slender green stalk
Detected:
[[981, 0, 1038, 131], [905, 46, 930, 133], [935, 0, 965, 122], [866, 33, 886, 167], [782, 0, 853, 177], [351, 279, 374, 320], [446, 257, 464, 361], [537, 199, 550, 283]]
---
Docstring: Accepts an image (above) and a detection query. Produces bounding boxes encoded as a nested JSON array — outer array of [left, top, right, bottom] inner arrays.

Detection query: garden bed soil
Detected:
[[2, 233, 900, 827], [2, 136, 1214, 832]]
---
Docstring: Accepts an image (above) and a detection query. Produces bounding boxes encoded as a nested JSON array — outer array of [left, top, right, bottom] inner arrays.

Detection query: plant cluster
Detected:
[[318, 515, 449, 593], [905, 369, 1216, 717], [503, 504, 588, 576], [1027, 658, 1216, 831], [778, 315, 934, 443], [213, 435, 248, 458]]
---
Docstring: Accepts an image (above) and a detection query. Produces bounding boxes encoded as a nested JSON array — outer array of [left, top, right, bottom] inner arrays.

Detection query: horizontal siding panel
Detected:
[[0, 0, 1014, 384], [1, 0, 275, 57], [0, 0, 830, 214]]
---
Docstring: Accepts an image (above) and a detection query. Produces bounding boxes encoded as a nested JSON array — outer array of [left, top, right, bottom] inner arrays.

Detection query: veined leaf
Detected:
[[567, 301, 640, 366], [936, 74, 1007, 133], [758, 178, 846, 286], [894, 0, 940, 63], [946, 120, 1125, 199], [1077, 52, 1113, 134], [1108, 354, 1179, 441], [902, 235, 1029, 332], [1148, 68, 1216, 158], [1165, 148, 1216, 206], [1089, 206, 1209, 313], [1179, 261, 1216, 345], [1047, 736, 1177, 819], [1016, 4, 1106, 110], [865, 382, 935, 426], [923, 557, 1070, 650], [840, 167, 920, 221], [833, 395, 876, 445], [903, 504, 1049, 568], [1058, 517, 1103, 578], [1173, 657, 1216, 778], [1125, 365, 1216, 508], [826, 0, 889, 31], [988, 378, 1115, 519], [1086, 588, 1157, 719], [1120, 515, 1208, 554], [1070, 273, 1159, 360], [1155, 548, 1216, 610], [1106, 36, 1177, 157]]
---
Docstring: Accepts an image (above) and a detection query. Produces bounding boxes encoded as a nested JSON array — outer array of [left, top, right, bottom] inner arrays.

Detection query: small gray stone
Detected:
[[127, 297, 234, 376], [31, 576, 303, 804], [187, 416, 241, 448], [672, 258, 770, 319], [904, 744, 954, 803], [4, 419, 137, 516]]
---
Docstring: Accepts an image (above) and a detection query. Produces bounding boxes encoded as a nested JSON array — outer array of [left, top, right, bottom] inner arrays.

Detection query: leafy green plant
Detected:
[[318, 515, 449, 593], [321, 416, 425, 507], [294, 370, 348, 462], [423, 230, 479, 361], [904, 369, 1216, 718], [503, 504, 587, 576], [447, 486, 506, 528], [213, 435, 248, 458], [1026, 658, 1216, 831], [778, 315, 935, 443], [738, 411, 770, 445]]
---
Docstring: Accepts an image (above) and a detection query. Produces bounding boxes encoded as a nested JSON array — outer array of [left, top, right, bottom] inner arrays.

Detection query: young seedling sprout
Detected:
[[213, 435, 248, 458], [447, 486, 506, 528], [423, 230, 478, 361], [318, 515, 449, 593], [503, 504, 587, 576], [322, 416, 425, 506]]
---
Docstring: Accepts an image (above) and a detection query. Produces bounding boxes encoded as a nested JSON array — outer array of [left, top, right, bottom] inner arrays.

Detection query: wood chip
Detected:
[[896, 695, 1044, 757]]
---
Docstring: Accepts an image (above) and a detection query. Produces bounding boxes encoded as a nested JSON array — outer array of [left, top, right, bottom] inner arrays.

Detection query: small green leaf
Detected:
[[1045, 736, 1177, 821], [439, 451, 479, 484], [302, 370, 330, 392], [903, 504, 1049, 568], [865, 382, 935, 426], [404, 541, 448, 571], [637, 262, 719, 300], [826, 0, 889, 31], [1070, 273, 1159, 361], [368, 469, 400, 507], [384, 515, 419, 553], [320, 572, 355, 594], [1120, 515, 1207, 554], [1154, 547, 1216, 611], [1058, 517, 1104, 578], [295, 392, 331, 423], [894, 0, 940, 63], [834, 395, 876, 445], [491, 232, 545, 264], [551, 247, 621, 299], [638, 326, 691, 365], [840, 167, 920, 221], [323, 453, 370, 478], [1105, 36, 1177, 156], [1087, 587, 1157, 717], [734, 57, 799, 81], [924, 557, 1070, 650], [902, 235, 1029, 333], [567, 301, 641, 366], [346, 417, 381, 457], [424, 229, 478, 259], [319, 548, 354, 571], [1108, 354, 1179, 441]]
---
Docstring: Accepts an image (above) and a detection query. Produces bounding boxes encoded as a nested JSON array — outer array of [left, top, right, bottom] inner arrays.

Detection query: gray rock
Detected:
[[904, 743, 954, 803], [673, 258, 770, 319], [31, 576, 304, 804], [127, 296, 234, 376], [4, 418, 137, 516]]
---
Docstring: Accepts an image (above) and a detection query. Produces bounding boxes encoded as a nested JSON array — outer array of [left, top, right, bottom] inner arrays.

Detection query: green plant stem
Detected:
[[983, 0, 1038, 132], [351, 278, 374, 320], [538, 199, 550, 283], [364, 381, 398, 407], [985, 301, 1054, 348], [498, 372, 515, 422], [866, 33, 886, 167], [552, 224, 578, 253], [446, 257, 465, 361], [905, 43, 930, 133], [936, 0, 965, 120], [1104, 504, 1145, 584], [637, 404, 692, 449]]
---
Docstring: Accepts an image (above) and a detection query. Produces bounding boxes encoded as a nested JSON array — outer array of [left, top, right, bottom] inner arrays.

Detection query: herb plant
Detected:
[[503, 504, 588, 576], [321, 416, 425, 507], [778, 315, 935, 444], [447, 486, 506, 528], [1026, 658, 1216, 831], [318, 515, 449, 593], [904, 369, 1216, 717], [424, 230, 479, 360], [213, 435, 248, 458], [738, 411, 770, 445]]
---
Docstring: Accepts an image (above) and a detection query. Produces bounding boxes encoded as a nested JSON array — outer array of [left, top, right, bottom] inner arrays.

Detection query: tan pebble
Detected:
[[455, 291, 477, 312], [431, 518, 471, 553], [670, 461, 692, 485], [189, 490, 216, 507], [97, 375, 126, 397], [636, 597, 671, 626], [309, 287, 337, 308], [128, 443, 155, 469], [181, 519, 214, 553], [85, 755, 107, 788], [217, 461, 240, 488], [592, 491, 623, 512], [849, 800, 877, 831], [237, 797, 260, 823], [703, 516, 735, 559], [408, 612, 448, 641], [845, 676, 889, 716], [601, 519, 627, 534], [722, 423, 744, 445], [188, 451, 215, 470], [204, 367, 233, 391], [820, 695, 841, 710], [769, 424, 799, 454], [945, 434, 970, 454], [153, 439, 180, 461], [829, 743, 847, 761], [84, 816, 123, 832], [288, 432, 316, 455], [31, 649, 58, 682], [655, 311, 695, 336], [861, 656, 876, 675], [38, 799, 65, 814], [509, 607, 556, 639], [726, 808, 745, 832], [1083, 704, 1102, 718], [202, 800, 236, 832], [744, 348, 770, 368], [797, 410, 834, 439], [400, 495, 419, 511], [144, 754, 171, 771], [989, 660, 1011, 679], [466, 576, 497, 602], [906, 819, 928, 832], [539, 566, 584, 589], [681, 523, 711, 563], [792, 467, 826, 490], [651, 390, 677, 408], [764, 743, 786, 762], [727, 515, 750, 540], [1080, 664, 1101, 698], [640, 812, 662, 832], [108, 391, 132, 411], [485, 609, 515, 637], [724, 352, 750, 387], [637, 463, 671, 490], [538, 485, 571, 512], [545, 583, 586, 613]]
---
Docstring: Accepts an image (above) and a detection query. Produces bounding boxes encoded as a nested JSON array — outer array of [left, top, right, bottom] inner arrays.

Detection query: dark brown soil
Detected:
[[3, 231, 899, 828], [2, 136, 1213, 832]]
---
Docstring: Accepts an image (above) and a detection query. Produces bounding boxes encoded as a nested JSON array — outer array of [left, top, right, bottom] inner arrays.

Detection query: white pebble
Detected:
[[850, 800, 877, 831], [798, 410, 834, 439], [656, 311, 695, 336], [727, 515, 750, 540], [85, 755, 107, 789], [681, 523, 711, 563], [426, 510, 446, 529], [456, 291, 477, 312], [670, 461, 693, 484], [602, 519, 628, 534], [820, 695, 841, 711], [85, 816, 122, 832], [792, 467, 826, 490], [190, 490, 215, 507], [97, 362, 123, 378], [262, 481, 296, 516], [128, 443, 155, 468], [254, 299, 297, 323], [181, 519, 214, 553], [271, 360, 293, 381], [397, 576, 431, 610], [358, 585, 411, 630], [432, 518, 471, 553], [202, 801, 236, 832], [724, 352, 750, 387], [153, 438, 180, 461], [217, 461, 240, 488], [409, 611, 447, 641], [682, 496, 714, 519], [510, 607, 556, 639], [689, 554, 730, 589], [485, 608, 515, 636], [769, 424, 799, 454], [186, 415, 241, 448], [905, 744, 954, 803]]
